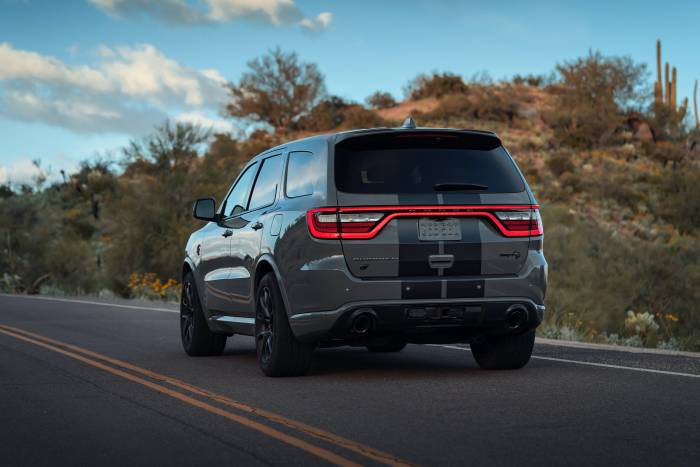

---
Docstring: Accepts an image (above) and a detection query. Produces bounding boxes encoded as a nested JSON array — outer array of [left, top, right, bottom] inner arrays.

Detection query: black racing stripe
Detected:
[[443, 218, 481, 276], [397, 218, 439, 276], [397, 219, 439, 276], [446, 280, 485, 298], [397, 193, 440, 295], [443, 242, 481, 275], [402, 281, 442, 300]]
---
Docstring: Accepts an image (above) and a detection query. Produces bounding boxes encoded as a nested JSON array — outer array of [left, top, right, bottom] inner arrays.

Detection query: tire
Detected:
[[180, 271, 227, 356], [470, 330, 535, 370], [255, 273, 314, 377], [367, 339, 407, 353]]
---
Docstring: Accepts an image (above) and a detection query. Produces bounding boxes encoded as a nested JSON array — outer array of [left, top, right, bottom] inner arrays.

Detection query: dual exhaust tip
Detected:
[[505, 305, 528, 330], [350, 305, 528, 334], [350, 310, 375, 334]]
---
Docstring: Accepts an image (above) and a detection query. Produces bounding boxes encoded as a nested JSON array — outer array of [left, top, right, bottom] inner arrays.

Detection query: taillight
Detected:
[[308, 210, 339, 237], [338, 212, 384, 233], [307, 206, 543, 239], [496, 209, 543, 235], [307, 209, 385, 238]]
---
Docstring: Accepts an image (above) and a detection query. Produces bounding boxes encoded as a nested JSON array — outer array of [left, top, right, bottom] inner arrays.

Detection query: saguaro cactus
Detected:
[[655, 40, 663, 102], [694, 80, 699, 130], [664, 62, 670, 105], [655, 39, 686, 115]]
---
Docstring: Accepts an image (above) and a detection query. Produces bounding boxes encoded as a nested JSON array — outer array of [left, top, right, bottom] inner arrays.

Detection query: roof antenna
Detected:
[[401, 116, 417, 129]]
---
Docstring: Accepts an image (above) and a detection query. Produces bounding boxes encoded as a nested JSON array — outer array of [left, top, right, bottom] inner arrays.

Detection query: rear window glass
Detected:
[[335, 133, 524, 194]]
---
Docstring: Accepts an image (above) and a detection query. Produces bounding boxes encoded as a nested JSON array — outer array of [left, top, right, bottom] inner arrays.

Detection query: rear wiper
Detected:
[[433, 183, 489, 191]]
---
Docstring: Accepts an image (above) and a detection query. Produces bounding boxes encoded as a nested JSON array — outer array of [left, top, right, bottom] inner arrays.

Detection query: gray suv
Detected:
[[181, 123, 547, 376]]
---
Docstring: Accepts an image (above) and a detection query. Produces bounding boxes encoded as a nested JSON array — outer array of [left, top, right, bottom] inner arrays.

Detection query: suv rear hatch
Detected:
[[309, 130, 540, 279]]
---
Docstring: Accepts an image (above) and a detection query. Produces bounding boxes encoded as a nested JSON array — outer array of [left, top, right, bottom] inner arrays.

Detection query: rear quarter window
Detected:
[[249, 155, 282, 211], [285, 151, 316, 198], [335, 133, 525, 194]]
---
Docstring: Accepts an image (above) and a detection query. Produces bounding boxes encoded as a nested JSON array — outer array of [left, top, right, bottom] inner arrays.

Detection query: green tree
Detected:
[[105, 122, 212, 288], [226, 48, 326, 134]]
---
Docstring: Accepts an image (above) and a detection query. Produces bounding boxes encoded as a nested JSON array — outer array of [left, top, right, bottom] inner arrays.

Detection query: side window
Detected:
[[222, 163, 258, 218], [285, 151, 315, 198], [249, 155, 282, 211]]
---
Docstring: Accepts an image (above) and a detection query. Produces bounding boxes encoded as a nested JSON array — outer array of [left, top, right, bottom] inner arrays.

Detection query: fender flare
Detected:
[[253, 254, 293, 318], [181, 256, 213, 319]]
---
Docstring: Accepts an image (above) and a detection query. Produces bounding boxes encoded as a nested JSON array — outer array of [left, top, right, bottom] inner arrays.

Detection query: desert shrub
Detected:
[[558, 172, 582, 194], [648, 101, 688, 142], [546, 151, 576, 176], [512, 74, 546, 87], [428, 86, 518, 123], [104, 122, 214, 288], [0, 185, 15, 199], [542, 204, 700, 348], [469, 86, 518, 122], [295, 97, 385, 132], [294, 96, 349, 131], [642, 140, 686, 166], [366, 91, 397, 109], [339, 105, 386, 129], [0, 164, 115, 295], [547, 51, 647, 148], [405, 72, 468, 100], [654, 168, 700, 234]]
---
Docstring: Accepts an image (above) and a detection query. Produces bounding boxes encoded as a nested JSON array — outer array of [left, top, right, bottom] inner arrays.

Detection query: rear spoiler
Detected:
[[334, 128, 502, 151]]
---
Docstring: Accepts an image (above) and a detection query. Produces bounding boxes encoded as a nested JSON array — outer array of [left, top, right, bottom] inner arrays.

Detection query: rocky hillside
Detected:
[[1, 51, 699, 350]]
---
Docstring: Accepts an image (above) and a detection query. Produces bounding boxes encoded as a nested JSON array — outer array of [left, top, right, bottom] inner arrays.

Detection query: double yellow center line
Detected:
[[0, 323, 412, 467]]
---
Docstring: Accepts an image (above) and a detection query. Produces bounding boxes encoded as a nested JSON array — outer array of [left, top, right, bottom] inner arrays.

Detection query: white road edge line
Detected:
[[0, 293, 178, 313], [434, 344, 700, 379], [535, 337, 700, 358]]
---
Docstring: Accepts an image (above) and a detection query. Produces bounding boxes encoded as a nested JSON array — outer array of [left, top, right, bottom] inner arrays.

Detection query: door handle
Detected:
[[251, 221, 263, 231], [222, 229, 233, 238]]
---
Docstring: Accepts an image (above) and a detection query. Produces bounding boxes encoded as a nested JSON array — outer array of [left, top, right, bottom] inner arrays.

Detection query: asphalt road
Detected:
[[1, 294, 699, 467]]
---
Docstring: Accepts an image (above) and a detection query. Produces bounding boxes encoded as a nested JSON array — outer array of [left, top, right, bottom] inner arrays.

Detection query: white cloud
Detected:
[[87, 0, 332, 30], [89, 0, 202, 23], [299, 12, 332, 31], [0, 42, 229, 134], [0, 43, 111, 92], [0, 159, 43, 186], [175, 111, 234, 134]]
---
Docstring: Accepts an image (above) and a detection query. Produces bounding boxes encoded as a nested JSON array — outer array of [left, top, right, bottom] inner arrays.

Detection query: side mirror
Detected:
[[193, 198, 217, 221]]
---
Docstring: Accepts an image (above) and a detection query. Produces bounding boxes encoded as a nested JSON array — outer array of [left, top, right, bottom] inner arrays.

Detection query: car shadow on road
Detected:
[[219, 339, 529, 379], [307, 346, 489, 379]]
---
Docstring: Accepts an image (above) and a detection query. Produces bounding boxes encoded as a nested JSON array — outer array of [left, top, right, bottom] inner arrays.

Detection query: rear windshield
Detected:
[[335, 132, 525, 194]]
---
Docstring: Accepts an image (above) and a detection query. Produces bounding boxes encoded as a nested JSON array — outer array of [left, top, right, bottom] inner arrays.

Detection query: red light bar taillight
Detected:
[[308, 209, 385, 239], [307, 205, 543, 240], [495, 209, 543, 234]]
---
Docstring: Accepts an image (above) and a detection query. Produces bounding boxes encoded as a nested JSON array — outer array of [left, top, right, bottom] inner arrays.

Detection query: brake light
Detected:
[[496, 209, 543, 235], [307, 205, 543, 240], [308, 209, 385, 238]]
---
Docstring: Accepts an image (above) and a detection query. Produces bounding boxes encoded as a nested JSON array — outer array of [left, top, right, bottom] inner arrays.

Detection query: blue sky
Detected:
[[1, 0, 699, 184]]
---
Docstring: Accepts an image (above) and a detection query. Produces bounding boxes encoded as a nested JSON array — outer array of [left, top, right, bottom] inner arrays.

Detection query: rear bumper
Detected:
[[289, 297, 544, 344], [286, 249, 547, 343]]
